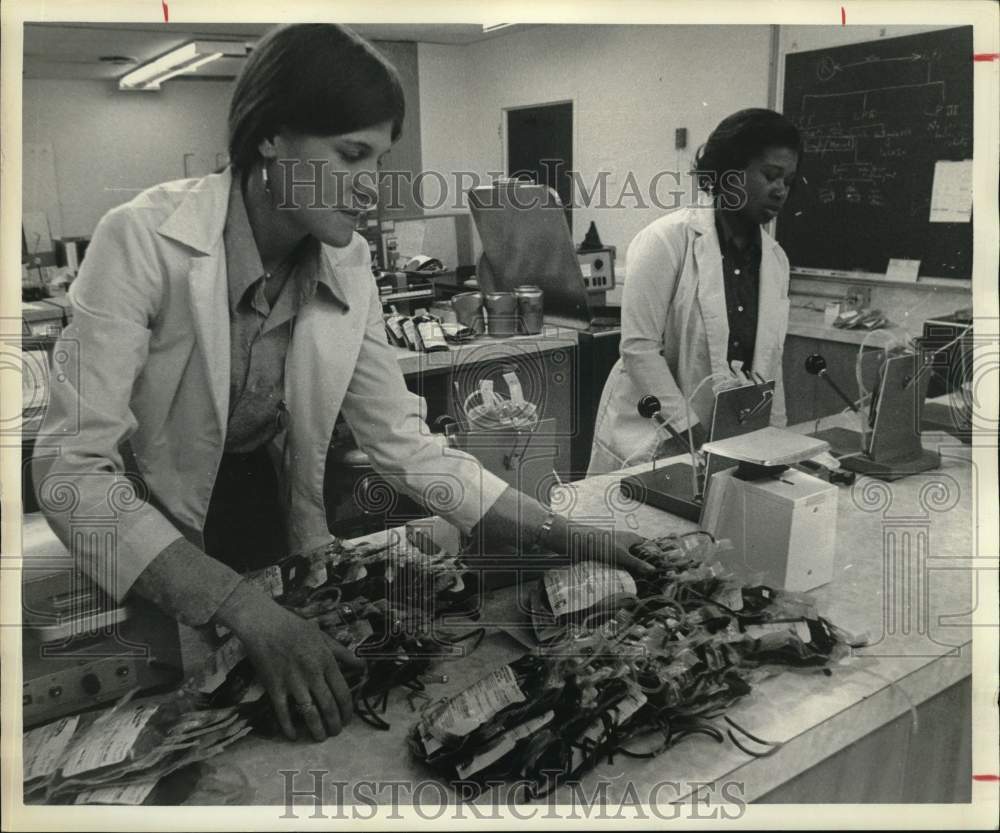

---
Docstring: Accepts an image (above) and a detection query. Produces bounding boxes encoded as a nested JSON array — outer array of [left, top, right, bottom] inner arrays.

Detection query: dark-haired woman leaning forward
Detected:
[[588, 108, 801, 475], [34, 24, 650, 745]]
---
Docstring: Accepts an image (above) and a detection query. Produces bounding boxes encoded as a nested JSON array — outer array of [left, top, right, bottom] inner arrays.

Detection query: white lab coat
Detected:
[[588, 206, 790, 476], [33, 168, 508, 600]]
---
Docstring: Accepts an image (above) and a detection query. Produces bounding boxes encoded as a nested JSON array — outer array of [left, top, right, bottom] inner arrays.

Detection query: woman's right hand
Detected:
[[214, 582, 364, 742]]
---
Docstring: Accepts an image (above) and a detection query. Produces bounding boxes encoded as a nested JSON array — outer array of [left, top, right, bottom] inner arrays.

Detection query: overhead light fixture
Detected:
[[482, 23, 514, 32], [118, 40, 247, 91]]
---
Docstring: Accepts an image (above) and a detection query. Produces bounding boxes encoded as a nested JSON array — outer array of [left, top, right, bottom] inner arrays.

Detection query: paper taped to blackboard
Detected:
[[929, 160, 973, 223]]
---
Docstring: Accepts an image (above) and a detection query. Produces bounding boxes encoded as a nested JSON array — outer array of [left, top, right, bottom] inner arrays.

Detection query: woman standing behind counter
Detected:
[[588, 109, 801, 475], [33, 23, 649, 746]]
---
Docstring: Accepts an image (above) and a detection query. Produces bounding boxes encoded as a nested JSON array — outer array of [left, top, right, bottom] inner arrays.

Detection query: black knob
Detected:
[[115, 666, 130, 678], [637, 395, 661, 419], [81, 673, 101, 696], [594, 258, 604, 270], [805, 354, 828, 375], [48, 686, 62, 698], [434, 415, 457, 431]]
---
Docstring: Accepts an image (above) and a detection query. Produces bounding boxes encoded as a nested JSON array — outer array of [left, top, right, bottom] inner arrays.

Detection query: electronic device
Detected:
[[22, 570, 183, 728], [807, 351, 940, 480], [576, 247, 616, 293], [701, 466, 838, 592], [699, 429, 836, 592], [619, 379, 776, 522]]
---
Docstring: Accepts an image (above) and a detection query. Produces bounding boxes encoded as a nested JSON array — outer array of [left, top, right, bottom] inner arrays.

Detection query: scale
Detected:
[[699, 429, 837, 592]]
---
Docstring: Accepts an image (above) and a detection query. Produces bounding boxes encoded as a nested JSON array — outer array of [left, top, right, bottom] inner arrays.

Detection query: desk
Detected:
[[182, 423, 972, 806], [20, 422, 973, 806]]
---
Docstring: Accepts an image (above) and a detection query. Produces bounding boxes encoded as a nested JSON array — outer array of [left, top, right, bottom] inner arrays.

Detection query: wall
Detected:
[[22, 78, 233, 238], [21, 41, 421, 239], [372, 41, 422, 219], [419, 25, 773, 260]]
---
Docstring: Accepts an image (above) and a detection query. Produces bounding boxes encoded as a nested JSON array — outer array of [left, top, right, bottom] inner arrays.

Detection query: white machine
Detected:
[[699, 428, 838, 593]]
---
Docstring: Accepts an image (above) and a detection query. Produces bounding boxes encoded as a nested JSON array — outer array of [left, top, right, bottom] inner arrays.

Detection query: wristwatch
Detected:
[[527, 510, 558, 555]]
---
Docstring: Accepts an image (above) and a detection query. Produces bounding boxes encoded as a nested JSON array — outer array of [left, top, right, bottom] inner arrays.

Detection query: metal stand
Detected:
[[810, 352, 940, 482]]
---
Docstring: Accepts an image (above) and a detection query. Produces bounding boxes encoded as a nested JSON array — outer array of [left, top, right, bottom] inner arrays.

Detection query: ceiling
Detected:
[[22, 22, 531, 81]]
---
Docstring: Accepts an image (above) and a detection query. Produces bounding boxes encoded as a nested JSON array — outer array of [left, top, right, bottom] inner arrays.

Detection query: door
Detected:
[[506, 102, 574, 231]]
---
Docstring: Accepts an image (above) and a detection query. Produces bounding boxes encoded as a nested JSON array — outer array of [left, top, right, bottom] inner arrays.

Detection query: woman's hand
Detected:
[[543, 517, 655, 578], [477, 487, 656, 578], [214, 582, 364, 742]]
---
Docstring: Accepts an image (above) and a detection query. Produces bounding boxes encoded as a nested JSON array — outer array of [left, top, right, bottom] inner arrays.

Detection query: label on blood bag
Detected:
[[24, 716, 79, 783], [75, 778, 158, 805], [424, 665, 525, 741], [61, 703, 158, 777], [544, 562, 636, 615]]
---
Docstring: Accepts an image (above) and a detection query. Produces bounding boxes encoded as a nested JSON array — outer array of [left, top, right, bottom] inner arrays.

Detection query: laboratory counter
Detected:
[[786, 306, 913, 347], [390, 326, 578, 378], [172, 420, 973, 806]]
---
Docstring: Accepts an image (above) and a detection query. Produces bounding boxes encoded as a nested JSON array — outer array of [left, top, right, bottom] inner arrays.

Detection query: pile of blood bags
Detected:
[[409, 532, 861, 796]]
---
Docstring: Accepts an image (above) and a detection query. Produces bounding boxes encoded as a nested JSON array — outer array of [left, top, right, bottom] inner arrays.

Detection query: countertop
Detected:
[[786, 307, 912, 347], [155, 419, 973, 806], [392, 325, 578, 376], [19, 401, 976, 803]]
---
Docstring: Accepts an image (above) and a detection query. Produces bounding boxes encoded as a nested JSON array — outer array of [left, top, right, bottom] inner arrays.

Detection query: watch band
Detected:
[[531, 510, 558, 554]]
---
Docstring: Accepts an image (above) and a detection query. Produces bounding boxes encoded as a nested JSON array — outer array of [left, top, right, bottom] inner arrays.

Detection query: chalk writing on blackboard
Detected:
[[778, 27, 973, 278]]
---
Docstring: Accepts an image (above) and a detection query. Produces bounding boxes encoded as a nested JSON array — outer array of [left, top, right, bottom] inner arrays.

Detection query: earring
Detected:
[[261, 164, 271, 194]]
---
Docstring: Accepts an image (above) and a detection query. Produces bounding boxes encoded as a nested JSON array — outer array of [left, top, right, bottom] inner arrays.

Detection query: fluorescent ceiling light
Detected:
[[482, 23, 514, 32], [119, 40, 247, 91]]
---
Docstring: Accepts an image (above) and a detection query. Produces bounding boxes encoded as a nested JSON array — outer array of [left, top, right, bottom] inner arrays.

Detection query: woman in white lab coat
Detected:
[[588, 109, 801, 475], [35, 24, 650, 745]]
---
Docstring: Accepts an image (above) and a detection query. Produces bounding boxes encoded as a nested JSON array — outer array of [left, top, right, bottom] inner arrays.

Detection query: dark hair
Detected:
[[693, 108, 802, 194], [227, 24, 405, 174]]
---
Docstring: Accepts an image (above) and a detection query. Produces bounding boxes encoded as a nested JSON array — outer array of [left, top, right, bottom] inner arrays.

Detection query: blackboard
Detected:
[[777, 26, 973, 279]]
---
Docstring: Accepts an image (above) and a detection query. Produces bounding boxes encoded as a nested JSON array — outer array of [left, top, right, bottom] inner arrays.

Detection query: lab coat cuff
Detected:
[[112, 511, 195, 602], [437, 467, 509, 535]]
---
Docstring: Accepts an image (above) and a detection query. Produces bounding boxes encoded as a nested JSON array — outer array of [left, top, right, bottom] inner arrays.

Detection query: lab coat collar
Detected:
[[157, 168, 233, 254], [689, 204, 785, 380], [690, 207, 731, 379], [688, 203, 780, 251], [158, 166, 354, 309]]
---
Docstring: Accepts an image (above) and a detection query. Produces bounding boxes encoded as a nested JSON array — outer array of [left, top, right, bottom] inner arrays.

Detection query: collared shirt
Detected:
[[223, 177, 346, 452], [715, 208, 762, 372]]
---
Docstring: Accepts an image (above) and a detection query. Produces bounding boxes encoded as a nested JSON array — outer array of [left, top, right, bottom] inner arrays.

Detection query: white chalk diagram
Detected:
[[790, 49, 969, 212]]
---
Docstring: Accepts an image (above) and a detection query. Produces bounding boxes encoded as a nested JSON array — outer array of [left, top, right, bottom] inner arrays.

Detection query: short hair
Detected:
[[693, 108, 802, 194], [227, 24, 405, 174]]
